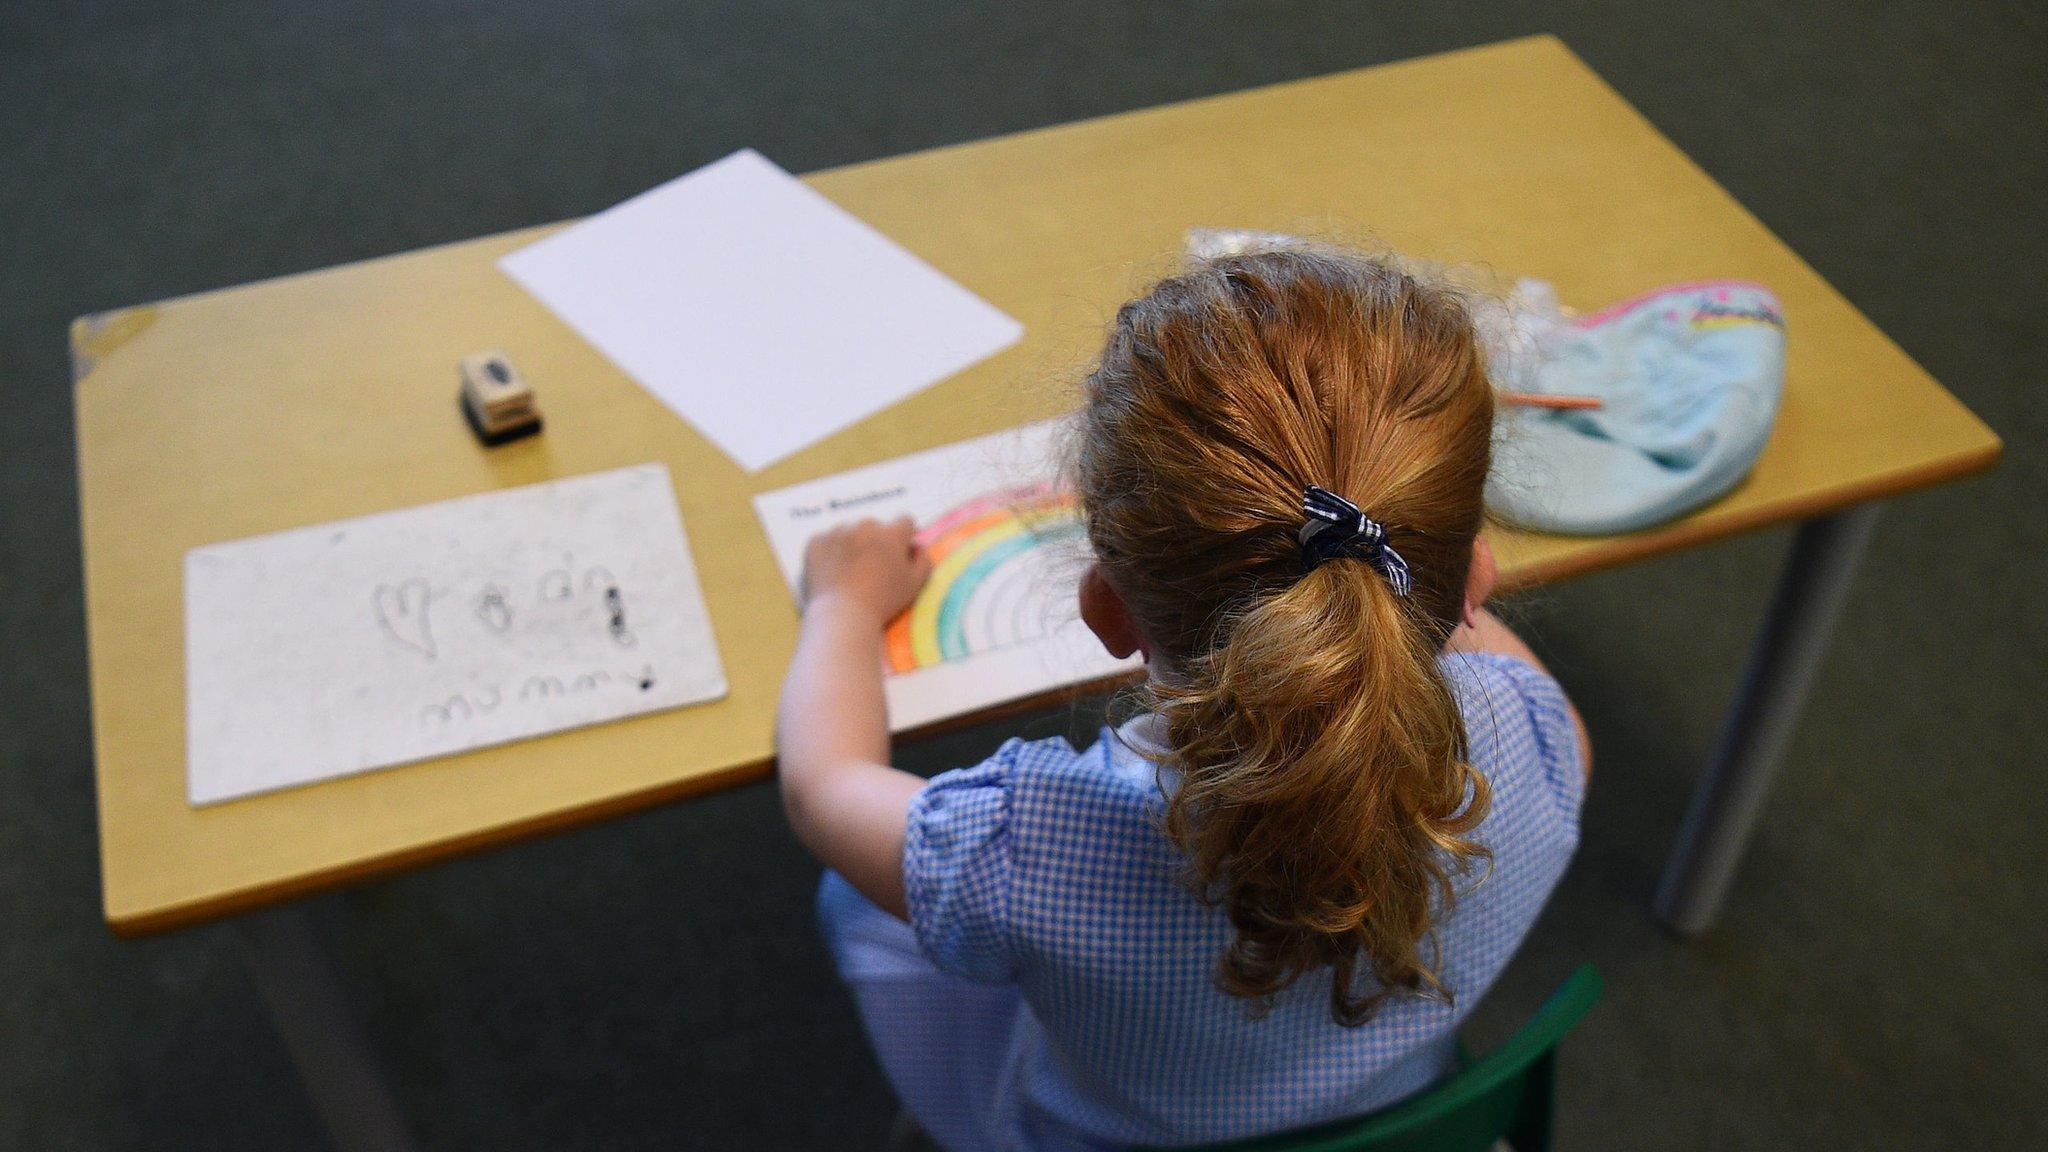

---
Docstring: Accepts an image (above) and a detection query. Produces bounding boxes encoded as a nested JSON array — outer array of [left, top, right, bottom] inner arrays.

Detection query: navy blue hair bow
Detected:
[[1297, 485, 1413, 597]]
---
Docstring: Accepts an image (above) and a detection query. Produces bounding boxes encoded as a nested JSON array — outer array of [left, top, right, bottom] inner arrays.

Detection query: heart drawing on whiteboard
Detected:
[[373, 578, 438, 659]]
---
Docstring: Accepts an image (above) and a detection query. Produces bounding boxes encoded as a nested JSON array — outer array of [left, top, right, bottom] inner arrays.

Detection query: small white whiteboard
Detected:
[[499, 149, 1024, 471], [183, 464, 726, 806], [754, 420, 1141, 731]]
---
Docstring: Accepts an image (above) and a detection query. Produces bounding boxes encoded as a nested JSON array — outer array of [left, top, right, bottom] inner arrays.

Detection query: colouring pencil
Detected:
[[1498, 391, 1604, 411]]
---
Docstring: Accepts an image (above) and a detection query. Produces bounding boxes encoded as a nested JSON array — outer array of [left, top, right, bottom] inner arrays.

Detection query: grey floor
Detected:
[[4, 2, 2044, 1149]]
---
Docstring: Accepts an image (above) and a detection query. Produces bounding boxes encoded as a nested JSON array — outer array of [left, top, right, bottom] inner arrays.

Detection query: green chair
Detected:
[[1168, 965, 1603, 1152]]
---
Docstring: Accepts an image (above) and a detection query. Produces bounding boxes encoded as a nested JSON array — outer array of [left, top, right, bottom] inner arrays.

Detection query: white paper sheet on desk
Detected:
[[753, 419, 1142, 732], [182, 464, 727, 806], [499, 149, 1025, 471]]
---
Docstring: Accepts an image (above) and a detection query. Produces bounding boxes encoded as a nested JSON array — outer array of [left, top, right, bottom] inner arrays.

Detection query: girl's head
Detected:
[[1073, 245, 1496, 1025]]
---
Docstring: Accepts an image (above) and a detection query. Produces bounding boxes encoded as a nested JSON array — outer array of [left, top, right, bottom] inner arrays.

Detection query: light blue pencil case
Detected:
[[1482, 279, 1787, 535]]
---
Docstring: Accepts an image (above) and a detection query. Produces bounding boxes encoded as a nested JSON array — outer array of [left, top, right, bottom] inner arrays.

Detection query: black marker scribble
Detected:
[[521, 670, 624, 701], [420, 694, 473, 725], [421, 685, 505, 726], [417, 662, 645, 730], [604, 585, 637, 648], [476, 583, 513, 633], [373, 578, 437, 659]]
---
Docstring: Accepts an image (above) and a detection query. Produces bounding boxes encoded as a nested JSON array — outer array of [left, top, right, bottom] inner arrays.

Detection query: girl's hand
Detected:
[[799, 517, 933, 624]]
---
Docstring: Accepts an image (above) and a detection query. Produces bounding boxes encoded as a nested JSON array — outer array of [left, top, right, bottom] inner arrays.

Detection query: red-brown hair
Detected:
[[1074, 246, 1495, 1025]]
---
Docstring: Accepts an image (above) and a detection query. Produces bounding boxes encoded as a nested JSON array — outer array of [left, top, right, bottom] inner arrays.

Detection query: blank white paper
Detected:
[[499, 149, 1024, 471], [183, 464, 727, 806]]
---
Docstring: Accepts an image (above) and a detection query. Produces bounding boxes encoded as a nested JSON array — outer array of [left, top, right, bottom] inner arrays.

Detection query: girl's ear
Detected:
[[1463, 534, 1498, 629], [1080, 564, 1147, 660]]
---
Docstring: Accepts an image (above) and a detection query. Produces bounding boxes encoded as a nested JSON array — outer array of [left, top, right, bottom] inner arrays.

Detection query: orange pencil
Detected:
[[1499, 391, 1604, 411]]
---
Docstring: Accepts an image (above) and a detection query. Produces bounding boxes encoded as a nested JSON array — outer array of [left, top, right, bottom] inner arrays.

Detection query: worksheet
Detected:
[[753, 420, 1142, 731], [499, 149, 1024, 471], [183, 464, 726, 805]]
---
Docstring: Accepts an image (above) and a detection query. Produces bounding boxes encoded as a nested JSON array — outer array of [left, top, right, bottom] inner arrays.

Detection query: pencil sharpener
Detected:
[[458, 351, 543, 446]]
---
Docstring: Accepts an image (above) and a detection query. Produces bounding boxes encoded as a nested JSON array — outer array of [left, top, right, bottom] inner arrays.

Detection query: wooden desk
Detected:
[[78, 36, 1995, 943], [74, 35, 1999, 1150]]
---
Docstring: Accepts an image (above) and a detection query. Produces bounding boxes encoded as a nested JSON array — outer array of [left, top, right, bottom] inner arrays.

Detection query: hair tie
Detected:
[[1298, 485, 1413, 597]]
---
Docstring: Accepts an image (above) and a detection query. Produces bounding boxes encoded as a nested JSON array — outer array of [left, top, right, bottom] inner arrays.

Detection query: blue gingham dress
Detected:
[[818, 652, 1584, 1151]]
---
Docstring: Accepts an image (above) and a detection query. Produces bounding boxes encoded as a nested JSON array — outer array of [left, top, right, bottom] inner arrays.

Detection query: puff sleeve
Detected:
[[1465, 652, 1588, 823], [903, 739, 1035, 983]]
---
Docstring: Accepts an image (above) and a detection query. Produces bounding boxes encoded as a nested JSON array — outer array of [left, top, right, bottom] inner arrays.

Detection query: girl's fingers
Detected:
[[891, 518, 919, 553]]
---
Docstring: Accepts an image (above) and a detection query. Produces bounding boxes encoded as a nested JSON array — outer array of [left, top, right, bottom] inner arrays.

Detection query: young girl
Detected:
[[775, 247, 1591, 1151]]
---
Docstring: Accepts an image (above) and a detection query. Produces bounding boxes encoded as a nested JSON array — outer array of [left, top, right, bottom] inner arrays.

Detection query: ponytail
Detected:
[[1152, 559, 1490, 1025], [1075, 244, 1498, 1025]]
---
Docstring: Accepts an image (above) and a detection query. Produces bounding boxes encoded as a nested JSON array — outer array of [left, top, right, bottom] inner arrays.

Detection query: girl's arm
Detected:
[[775, 517, 932, 920]]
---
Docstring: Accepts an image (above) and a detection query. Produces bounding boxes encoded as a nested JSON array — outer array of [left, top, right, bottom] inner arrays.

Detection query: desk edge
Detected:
[[1494, 438, 2003, 591]]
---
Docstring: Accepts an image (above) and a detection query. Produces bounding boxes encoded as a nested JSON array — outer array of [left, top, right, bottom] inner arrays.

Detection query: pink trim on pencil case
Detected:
[[1570, 279, 1777, 328]]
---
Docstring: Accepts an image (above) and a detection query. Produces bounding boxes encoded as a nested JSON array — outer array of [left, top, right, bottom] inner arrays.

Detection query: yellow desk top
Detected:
[[74, 35, 2000, 935]]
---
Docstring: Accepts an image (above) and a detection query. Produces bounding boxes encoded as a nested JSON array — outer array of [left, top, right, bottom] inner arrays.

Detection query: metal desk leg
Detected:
[[234, 902, 420, 1152], [1652, 504, 1882, 936]]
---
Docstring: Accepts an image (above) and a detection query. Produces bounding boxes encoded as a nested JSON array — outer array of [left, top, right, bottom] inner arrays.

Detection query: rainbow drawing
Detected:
[[885, 482, 1085, 674]]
